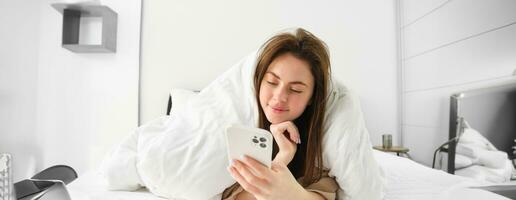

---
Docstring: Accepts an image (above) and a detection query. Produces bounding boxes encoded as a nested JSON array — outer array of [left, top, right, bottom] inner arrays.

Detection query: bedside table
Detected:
[[373, 146, 411, 158]]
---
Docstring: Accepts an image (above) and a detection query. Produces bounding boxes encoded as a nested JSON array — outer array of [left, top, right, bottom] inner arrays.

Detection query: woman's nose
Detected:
[[273, 87, 288, 103]]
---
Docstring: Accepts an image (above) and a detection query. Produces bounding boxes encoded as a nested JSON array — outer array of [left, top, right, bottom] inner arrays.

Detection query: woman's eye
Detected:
[[290, 89, 302, 93], [267, 81, 278, 86]]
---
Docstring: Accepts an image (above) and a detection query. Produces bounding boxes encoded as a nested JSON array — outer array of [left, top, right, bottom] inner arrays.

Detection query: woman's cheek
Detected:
[[289, 102, 303, 119]]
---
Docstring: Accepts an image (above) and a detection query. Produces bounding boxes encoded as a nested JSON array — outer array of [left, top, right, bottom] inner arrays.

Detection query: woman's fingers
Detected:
[[270, 126, 292, 147], [241, 155, 272, 179], [228, 166, 263, 196], [270, 122, 300, 144], [230, 159, 269, 191], [284, 121, 300, 144]]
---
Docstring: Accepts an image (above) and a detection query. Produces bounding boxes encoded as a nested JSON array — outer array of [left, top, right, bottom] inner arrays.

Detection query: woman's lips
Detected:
[[271, 106, 288, 113]]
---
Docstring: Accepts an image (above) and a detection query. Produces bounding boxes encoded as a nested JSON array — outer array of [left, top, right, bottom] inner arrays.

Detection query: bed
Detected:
[[66, 89, 511, 200], [67, 150, 509, 200]]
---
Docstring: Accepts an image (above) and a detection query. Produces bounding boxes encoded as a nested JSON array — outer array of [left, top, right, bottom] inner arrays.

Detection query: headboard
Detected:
[[448, 81, 516, 174]]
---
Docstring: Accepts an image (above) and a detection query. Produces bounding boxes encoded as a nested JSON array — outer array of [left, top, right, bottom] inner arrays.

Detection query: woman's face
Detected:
[[259, 53, 314, 124]]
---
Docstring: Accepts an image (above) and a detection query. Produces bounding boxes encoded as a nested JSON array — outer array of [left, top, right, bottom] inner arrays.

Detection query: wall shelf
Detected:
[[52, 3, 117, 53]]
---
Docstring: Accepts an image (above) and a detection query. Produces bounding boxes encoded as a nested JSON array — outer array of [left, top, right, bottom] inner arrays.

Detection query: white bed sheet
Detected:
[[68, 151, 510, 200], [374, 150, 510, 200], [68, 171, 166, 200]]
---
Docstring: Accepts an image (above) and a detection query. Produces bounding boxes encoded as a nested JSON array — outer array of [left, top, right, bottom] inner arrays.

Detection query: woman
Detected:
[[222, 28, 338, 200]]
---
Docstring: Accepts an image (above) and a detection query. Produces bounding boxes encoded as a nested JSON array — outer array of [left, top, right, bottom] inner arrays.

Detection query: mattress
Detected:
[[67, 151, 510, 200]]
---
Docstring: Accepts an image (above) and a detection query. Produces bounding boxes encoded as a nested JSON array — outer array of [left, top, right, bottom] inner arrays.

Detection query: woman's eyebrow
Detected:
[[290, 81, 308, 86], [266, 71, 280, 79], [265, 71, 307, 86]]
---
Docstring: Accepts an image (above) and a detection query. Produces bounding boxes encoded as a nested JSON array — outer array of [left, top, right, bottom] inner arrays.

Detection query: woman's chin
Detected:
[[266, 115, 292, 124]]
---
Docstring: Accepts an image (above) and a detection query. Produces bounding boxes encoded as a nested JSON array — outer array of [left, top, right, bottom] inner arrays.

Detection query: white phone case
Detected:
[[225, 124, 273, 168]]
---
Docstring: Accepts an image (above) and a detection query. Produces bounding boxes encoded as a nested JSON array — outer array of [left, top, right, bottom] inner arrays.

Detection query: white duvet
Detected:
[[101, 51, 384, 200]]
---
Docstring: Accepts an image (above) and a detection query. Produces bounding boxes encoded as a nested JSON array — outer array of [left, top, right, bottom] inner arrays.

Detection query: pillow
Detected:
[[458, 127, 497, 151], [455, 154, 474, 169]]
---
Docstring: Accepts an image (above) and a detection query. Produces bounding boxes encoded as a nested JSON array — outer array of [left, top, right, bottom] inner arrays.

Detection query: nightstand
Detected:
[[373, 146, 411, 158]]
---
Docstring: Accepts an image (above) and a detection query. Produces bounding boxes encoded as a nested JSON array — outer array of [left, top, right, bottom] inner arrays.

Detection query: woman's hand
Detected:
[[269, 121, 300, 165], [228, 156, 308, 200]]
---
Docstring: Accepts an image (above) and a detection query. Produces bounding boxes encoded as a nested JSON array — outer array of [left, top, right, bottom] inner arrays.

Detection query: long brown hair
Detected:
[[254, 28, 331, 186]]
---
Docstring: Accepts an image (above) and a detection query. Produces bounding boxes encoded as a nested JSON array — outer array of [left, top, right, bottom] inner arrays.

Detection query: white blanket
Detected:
[[101, 51, 384, 200]]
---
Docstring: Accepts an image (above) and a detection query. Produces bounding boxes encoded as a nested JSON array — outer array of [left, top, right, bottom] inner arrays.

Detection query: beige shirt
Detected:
[[222, 171, 339, 200]]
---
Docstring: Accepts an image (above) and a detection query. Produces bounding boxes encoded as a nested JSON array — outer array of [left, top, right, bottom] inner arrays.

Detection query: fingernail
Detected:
[[297, 138, 301, 144], [231, 159, 236, 166]]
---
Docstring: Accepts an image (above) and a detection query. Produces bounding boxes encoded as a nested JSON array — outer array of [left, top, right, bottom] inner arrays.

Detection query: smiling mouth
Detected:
[[271, 106, 288, 113]]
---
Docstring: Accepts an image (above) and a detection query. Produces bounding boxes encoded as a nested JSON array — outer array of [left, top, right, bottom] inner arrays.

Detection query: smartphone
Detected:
[[225, 124, 273, 168]]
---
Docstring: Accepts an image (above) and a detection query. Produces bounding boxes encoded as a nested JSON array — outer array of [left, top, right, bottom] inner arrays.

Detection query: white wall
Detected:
[[0, 0, 141, 181], [400, 0, 516, 166], [0, 0, 42, 183], [140, 0, 399, 145]]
